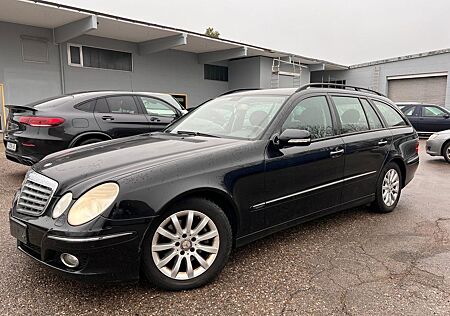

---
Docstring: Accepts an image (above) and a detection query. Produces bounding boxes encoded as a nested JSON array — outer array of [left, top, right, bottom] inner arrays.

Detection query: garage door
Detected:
[[387, 75, 447, 105]]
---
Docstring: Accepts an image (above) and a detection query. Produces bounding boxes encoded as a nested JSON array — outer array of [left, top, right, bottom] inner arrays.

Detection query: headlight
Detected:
[[52, 192, 73, 218], [67, 183, 119, 226], [428, 133, 439, 140]]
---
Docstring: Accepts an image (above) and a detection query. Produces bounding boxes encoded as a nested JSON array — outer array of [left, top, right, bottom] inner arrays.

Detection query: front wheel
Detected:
[[371, 162, 402, 213], [443, 142, 450, 163], [142, 198, 232, 290]]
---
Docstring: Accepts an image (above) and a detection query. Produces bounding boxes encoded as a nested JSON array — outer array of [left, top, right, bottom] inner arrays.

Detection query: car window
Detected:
[[94, 98, 110, 113], [76, 99, 96, 112], [422, 106, 446, 117], [106, 96, 139, 114], [282, 96, 333, 139], [360, 99, 383, 129], [372, 100, 407, 127], [403, 106, 417, 116], [139, 97, 176, 117], [332, 96, 369, 134]]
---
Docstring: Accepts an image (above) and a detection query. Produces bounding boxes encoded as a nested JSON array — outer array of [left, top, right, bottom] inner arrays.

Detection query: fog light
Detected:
[[60, 253, 79, 268]]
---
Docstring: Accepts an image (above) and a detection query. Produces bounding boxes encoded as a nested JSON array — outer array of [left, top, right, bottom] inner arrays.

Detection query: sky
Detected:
[[57, 0, 450, 65]]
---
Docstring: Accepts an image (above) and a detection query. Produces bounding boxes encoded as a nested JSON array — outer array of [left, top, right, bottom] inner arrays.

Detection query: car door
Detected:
[[93, 96, 150, 138], [330, 95, 391, 204], [418, 105, 450, 133], [263, 94, 345, 227], [135, 95, 179, 131]]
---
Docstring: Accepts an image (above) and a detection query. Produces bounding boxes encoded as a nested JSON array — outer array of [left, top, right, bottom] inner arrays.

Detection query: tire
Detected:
[[443, 142, 450, 164], [77, 138, 104, 146], [142, 198, 232, 290], [370, 162, 402, 213]]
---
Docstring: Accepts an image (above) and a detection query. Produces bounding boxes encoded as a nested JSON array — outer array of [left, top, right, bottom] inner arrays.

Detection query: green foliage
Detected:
[[205, 27, 220, 38]]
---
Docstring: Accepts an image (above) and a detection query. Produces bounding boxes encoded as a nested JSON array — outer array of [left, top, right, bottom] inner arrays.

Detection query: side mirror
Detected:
[[278, 129, 311, 147], [443, 113, 450, 119]]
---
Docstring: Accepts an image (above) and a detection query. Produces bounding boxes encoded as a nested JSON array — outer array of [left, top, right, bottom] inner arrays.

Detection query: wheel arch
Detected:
[[157, 187, 240, 244], [386, 157, 407, 188], [441, 139, 450, 157], [69, 131, 112, 148]]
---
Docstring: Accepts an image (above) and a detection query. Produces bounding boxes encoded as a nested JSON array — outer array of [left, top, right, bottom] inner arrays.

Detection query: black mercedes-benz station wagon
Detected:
[[4, 91, 187, 165], [10, 84, 419, 290]]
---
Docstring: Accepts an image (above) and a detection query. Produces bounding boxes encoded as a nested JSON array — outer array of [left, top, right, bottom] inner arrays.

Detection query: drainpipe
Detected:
[[58, 43, 66, 95]]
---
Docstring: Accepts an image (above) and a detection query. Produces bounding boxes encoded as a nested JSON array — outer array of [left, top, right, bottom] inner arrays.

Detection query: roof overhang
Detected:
[[0, 0, 347, 69]]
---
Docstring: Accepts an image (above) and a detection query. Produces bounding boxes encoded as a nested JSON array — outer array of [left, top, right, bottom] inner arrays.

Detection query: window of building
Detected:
[[204, 64, 228, 81], [67, 44, 132, 71], [282, 96, 333, 139], [332, 96, 369, 134], [22, 36, 48, 63], [139, 97, 176, 117], [372, 100, 407, 127]]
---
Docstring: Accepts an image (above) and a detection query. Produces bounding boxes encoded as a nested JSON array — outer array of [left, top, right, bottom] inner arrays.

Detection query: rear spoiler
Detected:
[[5, 104, 36, 112]]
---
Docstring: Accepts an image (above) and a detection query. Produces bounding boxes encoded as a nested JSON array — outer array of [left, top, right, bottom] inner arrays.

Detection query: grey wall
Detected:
[[228, 57, 261, 90], [311, 53, 450, 107]]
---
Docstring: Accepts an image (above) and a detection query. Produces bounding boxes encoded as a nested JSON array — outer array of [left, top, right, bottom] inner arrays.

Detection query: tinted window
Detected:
[[106, 96, 139, 114], [76, 99, 96, 112], [82, 46, 132, 72], [139, 97, 176, 117], [69, 45, 81, 65], [360, 99, 383, 129], [403, 106, 417, 116], [332, 96, 369, 134], [94, 98, 109, 113], [282, 96, 333, 139], [422, 106, 447, 117], [204, 65, 228, 81], [372, 100, 407, 127]]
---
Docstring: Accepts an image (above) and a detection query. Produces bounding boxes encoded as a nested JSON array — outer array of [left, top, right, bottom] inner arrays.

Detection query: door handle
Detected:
[[102, 115, 114, 121], [150, 117, 161, 122], [378, 139, 388, 146], [330, 148, 344, 158]]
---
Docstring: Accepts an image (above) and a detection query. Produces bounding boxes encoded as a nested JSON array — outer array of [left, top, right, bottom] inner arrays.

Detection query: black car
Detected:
[[397, 102, 450, 134], [9, 84, 419, 290], [3, 91, 187, 165]]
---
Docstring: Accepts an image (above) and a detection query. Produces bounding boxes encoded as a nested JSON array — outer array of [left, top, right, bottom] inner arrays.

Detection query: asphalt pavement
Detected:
[[0, 140, 449, 315]]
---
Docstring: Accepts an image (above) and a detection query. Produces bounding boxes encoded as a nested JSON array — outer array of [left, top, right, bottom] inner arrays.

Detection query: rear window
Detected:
[[31, 95, 74, 110], [372, 100, 408, 127]]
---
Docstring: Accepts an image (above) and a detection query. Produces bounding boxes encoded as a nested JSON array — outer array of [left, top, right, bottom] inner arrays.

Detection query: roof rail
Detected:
[[296, 83, 386, 97], [217, 88, 260, 97]]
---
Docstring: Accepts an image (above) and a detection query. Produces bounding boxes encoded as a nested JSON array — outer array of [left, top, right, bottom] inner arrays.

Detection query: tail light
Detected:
[[19, 116, 65, 127], [415, 140, 419, 153]]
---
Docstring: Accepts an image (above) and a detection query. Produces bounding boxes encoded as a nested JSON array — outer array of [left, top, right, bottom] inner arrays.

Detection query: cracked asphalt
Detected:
[[0, 140, 449, 315]]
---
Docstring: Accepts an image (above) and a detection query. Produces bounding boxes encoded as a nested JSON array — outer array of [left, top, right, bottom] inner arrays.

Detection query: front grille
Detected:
[[17, 172, 58, 216]]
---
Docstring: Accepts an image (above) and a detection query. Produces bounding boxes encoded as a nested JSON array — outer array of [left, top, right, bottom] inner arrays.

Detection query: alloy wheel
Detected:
[[382, 169, 400, 207], [151, 210, 220, 280]]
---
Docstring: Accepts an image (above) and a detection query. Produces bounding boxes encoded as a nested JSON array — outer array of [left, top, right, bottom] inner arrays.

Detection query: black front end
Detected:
[[9, 172, 154, 282]]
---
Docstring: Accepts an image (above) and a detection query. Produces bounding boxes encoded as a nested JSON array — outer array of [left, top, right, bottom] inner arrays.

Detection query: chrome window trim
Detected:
[[251, 170, 377, 210]]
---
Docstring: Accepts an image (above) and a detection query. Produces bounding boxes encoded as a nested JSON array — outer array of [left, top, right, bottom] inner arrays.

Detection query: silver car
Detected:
[[426, 130, 450, 163]]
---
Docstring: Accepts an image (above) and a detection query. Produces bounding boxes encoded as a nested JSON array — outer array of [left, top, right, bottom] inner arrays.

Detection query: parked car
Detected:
[[3, 91, 187, 165], [10, 84, 419, 290], [397, 102, 450, 134], [426, 129, 450, 163]]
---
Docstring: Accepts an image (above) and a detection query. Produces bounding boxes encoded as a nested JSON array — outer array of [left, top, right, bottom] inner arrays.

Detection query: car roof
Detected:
[[66, 90, 173, 100]]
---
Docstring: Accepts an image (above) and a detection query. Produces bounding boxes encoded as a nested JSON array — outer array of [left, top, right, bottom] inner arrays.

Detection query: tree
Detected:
[[205, 27, 220, 38]]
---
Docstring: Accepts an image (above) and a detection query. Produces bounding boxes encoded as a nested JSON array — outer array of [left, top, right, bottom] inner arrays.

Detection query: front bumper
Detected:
[[426, 139, 443, 156], [10, 212, 153, 282]]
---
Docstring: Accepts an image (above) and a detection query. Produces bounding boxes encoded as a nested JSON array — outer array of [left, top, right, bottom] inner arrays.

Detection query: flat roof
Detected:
[[0, 0, 347, 70]]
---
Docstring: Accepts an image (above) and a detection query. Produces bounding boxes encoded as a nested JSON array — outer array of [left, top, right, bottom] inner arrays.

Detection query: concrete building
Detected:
[[1, 0, 449, 132]]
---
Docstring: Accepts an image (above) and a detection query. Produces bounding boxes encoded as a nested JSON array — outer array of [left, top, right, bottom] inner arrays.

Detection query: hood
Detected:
[[34, 133, 245, 193]]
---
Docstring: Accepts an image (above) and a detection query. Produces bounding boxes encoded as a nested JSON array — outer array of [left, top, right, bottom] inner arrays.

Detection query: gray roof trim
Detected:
[[350, 48, 450, 69]]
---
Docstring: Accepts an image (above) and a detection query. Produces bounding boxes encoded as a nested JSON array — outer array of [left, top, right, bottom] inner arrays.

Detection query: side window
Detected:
[[372, 100, 407, 127], [76, 99, 96, 112], [106, 96, 139, 114], [282, 96, 333, 139], [139, 97, 176, 117], [422, 106, 446, 117], [94, 98, 110, 113], [360, 99, 383, 129], [403, 106, 417, 116], [332, 96, 369, 134]]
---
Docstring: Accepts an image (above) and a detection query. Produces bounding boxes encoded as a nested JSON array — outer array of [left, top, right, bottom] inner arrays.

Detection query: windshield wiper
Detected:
[[176, 130, 220, 138]]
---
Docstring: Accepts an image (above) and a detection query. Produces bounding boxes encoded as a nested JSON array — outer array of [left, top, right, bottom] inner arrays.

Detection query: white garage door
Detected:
[[387, 75, 447, 105]]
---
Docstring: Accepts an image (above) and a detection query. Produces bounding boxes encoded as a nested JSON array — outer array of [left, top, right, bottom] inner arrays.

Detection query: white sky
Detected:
[[58, 0, 450, 65]]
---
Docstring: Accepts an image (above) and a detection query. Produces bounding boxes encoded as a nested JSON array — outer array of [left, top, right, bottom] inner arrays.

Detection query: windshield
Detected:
[[166, 95, 288, 139]]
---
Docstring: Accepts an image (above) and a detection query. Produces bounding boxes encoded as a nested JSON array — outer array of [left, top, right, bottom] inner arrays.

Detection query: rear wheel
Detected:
[[142, 198, 232, 290], [371, 162, 402, 213], [443, 142, 450, 163]]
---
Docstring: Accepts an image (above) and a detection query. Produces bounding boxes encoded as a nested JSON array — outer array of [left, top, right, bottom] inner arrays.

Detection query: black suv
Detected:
[[9, 84, 419, 290], [3, 91, 187, 165], [397, 103, 450, 134]]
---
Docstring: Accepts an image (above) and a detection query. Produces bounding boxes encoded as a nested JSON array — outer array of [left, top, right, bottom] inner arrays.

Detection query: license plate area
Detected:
[[10, 218, 28, 244], [6, 142, 17, 152]]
